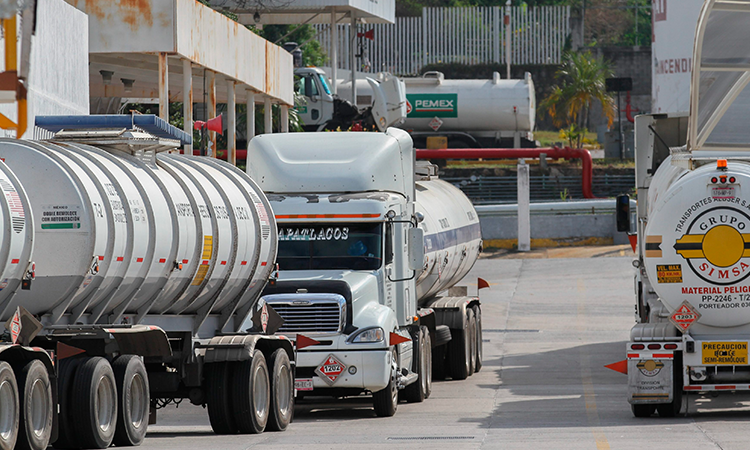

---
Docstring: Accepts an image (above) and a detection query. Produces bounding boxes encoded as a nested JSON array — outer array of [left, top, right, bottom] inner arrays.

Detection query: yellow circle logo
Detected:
[[703, 225, 744, 267]]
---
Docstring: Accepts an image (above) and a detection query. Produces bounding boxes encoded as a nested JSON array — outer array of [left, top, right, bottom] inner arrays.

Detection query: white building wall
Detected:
[[0, 0, 89, 138], [651, 0, 703, 115]]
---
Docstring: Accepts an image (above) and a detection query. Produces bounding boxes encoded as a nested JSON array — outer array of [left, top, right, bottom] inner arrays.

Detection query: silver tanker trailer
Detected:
[[0, 115, 292, 450]]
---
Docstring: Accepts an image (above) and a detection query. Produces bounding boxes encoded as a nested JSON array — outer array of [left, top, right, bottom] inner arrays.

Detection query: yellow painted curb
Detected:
[[483, 237, 614, 250]]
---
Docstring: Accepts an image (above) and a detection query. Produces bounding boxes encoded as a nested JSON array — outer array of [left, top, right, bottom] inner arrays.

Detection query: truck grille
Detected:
[[263, 293, 346, 334]]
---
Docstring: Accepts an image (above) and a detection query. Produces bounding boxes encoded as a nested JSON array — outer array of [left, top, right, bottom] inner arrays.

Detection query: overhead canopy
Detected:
[[689, 0, 750, 151], [206, 0, 395, 24], [66, 0, 293, 106]]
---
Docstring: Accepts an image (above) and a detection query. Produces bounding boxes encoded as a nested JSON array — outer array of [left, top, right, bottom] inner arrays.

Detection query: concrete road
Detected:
[[141, 252, 750, 450]]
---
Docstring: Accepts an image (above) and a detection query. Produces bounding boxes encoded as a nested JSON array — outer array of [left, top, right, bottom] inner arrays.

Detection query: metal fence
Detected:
[[443, 174, 634, 205], [314, 5, 571, 76]]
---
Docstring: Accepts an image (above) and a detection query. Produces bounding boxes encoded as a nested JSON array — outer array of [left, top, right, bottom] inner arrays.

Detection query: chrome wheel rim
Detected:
[[96, 376, 115, 433], [30, 378, 48, 438], [253, 365, 269, 420], [129, 373, 147, 429], [277, 363, 292, 417], [0, 379, 15, 441]]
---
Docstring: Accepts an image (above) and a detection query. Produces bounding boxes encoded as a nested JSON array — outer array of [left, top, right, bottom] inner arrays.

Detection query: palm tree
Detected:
[[541, 51, 615, 130]]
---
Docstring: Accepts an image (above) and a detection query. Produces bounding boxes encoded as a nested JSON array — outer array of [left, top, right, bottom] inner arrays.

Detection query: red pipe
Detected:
[[414, 147, 598, 199]]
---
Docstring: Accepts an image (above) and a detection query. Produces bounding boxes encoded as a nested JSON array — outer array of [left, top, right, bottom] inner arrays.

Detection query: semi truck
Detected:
[[0, 115, 293, 450], [293, 67, 406, 133], [620, 0, 750, 417], [336, 71, 536, 149], [246, 129, 484, 416]]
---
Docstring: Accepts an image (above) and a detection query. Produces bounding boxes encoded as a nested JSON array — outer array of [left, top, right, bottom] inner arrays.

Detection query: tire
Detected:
[[404, 326, 431, 403], [17, 360, 53, 450], [52, 357, 85, 449], [112, 356, 150, 446], [232, 350, 270, 434], [0, 361, 19, 450], [632, 404, 656, 418], [373, 349, 398, 417], [467, 308, 477, 376], [472, 305, 483, 373], [657, 355, 683, 418], [72, 357, 117, 449], [447, 310, 472, 380], [206, 362, 237, 434], [266, 349, 293, 432]]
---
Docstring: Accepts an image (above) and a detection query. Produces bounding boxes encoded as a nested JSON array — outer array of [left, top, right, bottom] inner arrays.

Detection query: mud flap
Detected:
[[628, 358, 673, 404]]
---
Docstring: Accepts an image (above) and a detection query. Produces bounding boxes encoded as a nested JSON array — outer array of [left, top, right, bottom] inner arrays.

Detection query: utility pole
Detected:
[[581, 0, 585, 47]]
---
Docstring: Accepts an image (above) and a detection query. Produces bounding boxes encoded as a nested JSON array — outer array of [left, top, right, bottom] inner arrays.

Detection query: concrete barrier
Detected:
[[477, 199, 636, 249]]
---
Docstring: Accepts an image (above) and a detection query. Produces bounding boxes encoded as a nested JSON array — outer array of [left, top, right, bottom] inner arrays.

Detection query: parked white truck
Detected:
[[0, 115, 292, 450], [336, 71, 536, 149], [247, 129, 484, 416], [621, 0, 750, 417]]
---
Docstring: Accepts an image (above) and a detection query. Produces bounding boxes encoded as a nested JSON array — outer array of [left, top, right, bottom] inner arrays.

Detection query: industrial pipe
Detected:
[[414, 147, 598, 199]]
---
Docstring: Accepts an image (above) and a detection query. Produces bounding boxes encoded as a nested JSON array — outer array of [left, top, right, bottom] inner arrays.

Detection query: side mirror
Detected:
[[304, 76, 313, 97], [616, 194, 631, 232], [408, 228, 425, 271]]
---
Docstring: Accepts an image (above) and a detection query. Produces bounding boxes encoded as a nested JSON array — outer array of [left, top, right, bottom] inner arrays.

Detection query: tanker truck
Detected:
[[0, 115, 293, 450], [246, 129, 484, 416], [336, 71, 536, 149], [620, 0, 750, 417]]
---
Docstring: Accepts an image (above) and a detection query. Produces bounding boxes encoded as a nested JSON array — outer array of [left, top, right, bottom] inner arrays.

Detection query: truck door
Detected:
[[296, 73, 334, 131]]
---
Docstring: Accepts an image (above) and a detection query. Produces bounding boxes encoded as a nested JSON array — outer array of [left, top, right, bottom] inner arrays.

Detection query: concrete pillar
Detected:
[[505, 0, 512, 79], [227, 80, 236, 166], [264, 97, 273, 134], [158, 53, 169, 121], [207, 70, 216, 158], [517, 159, 530, 251], [350, 14, 357, 104], [246, 90, 255, 146], [330, 9, 337, 95], [280, 105, 289, 133], [182, 59, 193, 155]]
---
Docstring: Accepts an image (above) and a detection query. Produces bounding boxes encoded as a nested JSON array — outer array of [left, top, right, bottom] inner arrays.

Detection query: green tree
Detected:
[[540, 51, 615, 130]]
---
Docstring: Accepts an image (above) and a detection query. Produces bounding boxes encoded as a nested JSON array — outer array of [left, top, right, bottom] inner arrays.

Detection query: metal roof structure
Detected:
[[206, 0, 395, 25]]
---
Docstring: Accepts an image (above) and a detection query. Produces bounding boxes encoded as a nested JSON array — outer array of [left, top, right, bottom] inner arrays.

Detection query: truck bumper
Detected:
[[294, 334, 391, 393]]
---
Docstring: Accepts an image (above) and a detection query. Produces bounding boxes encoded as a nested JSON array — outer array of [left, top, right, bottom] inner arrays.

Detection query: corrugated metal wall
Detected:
[[315, 5, 571, 76]]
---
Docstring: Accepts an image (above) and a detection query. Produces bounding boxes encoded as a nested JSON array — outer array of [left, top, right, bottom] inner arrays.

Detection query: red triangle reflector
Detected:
[[605, 359, 628, 375], [57, 342, 86, 360], [296, 334, 320, 350], [628, 234, 637, 253], [389, 332, 411, 346], [478, 277, 490, 290]]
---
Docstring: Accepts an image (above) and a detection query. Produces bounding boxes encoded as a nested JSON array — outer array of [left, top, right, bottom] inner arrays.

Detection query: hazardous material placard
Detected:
[[315, 354, 346, 386], [669, 300, 701, 332], [657, 264, 683, 283]]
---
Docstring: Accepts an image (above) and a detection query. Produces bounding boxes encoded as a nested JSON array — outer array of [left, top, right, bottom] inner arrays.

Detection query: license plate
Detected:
[[701, 341, 748, 365], [294, 378, 313, 391], [712, 187, 736, 199]]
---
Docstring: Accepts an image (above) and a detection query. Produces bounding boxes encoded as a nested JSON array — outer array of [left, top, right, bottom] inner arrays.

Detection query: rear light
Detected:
[[631, 344, 645, 350], [664, 344, 678, 350], [730, 176, 736, 183], [647, 343, 662, 350], [711, 177, 718, 183], [718, 159, 728, 169], [720, 175, 728, 183]]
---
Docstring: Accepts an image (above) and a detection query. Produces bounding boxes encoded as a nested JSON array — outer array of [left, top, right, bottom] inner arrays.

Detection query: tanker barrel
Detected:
[[0, 115, 277, 336], [414, 176, 482, 303]]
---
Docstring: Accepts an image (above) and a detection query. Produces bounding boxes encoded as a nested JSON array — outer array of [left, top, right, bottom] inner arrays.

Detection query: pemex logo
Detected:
[[674, 206, 750, 285]]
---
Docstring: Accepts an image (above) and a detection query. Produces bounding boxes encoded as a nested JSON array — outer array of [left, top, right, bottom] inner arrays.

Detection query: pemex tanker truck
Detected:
[[0, 115, 293, 450], [247, 129, 484, 416], [336, 71, 536, 149], [621, 0, 750, 417]]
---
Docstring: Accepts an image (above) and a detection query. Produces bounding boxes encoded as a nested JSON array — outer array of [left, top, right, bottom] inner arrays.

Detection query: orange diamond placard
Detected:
[[670, 301, 701, 333]]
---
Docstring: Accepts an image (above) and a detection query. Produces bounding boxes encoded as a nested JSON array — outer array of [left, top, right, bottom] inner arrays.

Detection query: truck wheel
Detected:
[[72, 357, 117, 449], [631, 404, 656, 418], [467, 308, 477, 376], [0, 361, 19, 450], [207, 362, 237, 434], [373, 349, 398, 417], [52, 357, 84, 449], [472, 305, 483, 373], [266, 349, 293, 432], [448, 310, 472, 380], [658, 353, 683, 418], [17, 360, 53, 450], [232, 350, 270, 434], [404, 326, 431, 403], [432, 344, 446, 381], [112, 356, 149, 446]]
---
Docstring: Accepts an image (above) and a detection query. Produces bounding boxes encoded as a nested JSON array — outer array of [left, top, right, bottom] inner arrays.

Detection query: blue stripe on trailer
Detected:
[[35, 115, 192, 146], [424, 222, 482, 252]]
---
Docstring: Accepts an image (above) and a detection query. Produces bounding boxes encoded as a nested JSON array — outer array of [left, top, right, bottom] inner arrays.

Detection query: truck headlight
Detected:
[[348, 327, 385, 343]]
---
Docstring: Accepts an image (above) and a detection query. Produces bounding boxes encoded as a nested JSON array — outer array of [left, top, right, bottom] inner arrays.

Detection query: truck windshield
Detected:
[[277, 223, 383, 270]]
